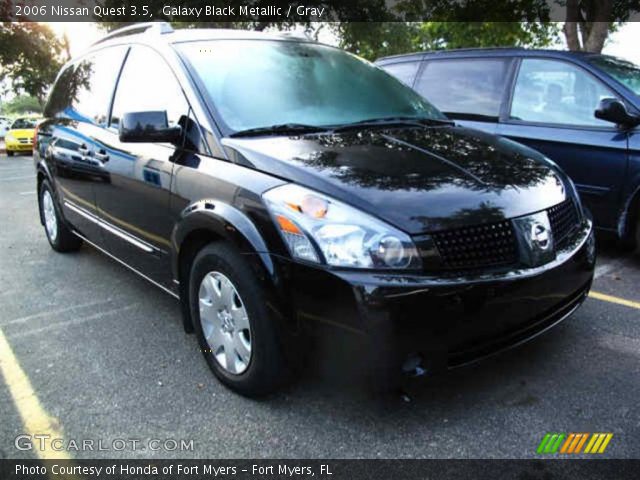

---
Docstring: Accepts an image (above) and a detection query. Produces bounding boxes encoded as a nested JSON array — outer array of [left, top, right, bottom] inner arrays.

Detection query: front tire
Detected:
[[6, 150, 14, 157], [39, 180, 82, 252], [189, 242, 289, 397]]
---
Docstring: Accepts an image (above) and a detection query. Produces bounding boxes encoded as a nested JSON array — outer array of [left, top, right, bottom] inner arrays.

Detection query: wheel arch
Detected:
[[618, 180, 640, 243], [172, 200, 283, 333]]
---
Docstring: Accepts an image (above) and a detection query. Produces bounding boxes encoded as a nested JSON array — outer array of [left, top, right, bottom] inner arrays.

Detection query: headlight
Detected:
[[263, 184, 421, 270], [545, 156, 584, 217], [5, 133, 15, 142]]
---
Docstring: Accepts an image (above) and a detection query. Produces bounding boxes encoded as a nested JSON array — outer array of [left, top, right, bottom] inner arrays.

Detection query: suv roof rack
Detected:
[[277, 31, 315, 41], [93, 22, 174, 46]]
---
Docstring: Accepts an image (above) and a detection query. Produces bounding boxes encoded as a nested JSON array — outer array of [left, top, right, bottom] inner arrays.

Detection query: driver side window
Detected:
[[510, 58, 615, 127], [110, 45, 189, 134]]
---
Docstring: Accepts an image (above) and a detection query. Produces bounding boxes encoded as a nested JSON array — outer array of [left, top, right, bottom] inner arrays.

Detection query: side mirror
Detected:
[[119, 111, 182, 143], [594, 98, 640, 128]]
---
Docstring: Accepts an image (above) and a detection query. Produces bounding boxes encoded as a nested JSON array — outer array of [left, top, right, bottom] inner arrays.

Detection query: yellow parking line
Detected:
[[589, 291, 640, 310], [0, 326, 71, 460]]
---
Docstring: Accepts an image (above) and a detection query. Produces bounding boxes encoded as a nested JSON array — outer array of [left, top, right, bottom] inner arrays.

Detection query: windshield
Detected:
[[11, 118, 37, 129], [177, 40, 445, 133], [589, 55, 640, 96]]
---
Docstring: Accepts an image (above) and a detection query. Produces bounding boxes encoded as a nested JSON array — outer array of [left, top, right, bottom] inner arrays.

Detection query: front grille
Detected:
[[427, 199, 581, 272], [432, 220, 518, 270], [18, 138, 30, 144], [548, 199, 580, 250]]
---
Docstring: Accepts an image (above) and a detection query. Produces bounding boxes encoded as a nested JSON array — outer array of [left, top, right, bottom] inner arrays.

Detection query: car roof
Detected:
[[73, 26, 324, 66], [92, 26, 318, 51], [376, 47, 600, 64], [167, 28, 316, 44]]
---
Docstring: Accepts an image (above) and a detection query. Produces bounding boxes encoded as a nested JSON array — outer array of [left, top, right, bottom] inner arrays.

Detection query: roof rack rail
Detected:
[[93, 22, 174, 46], [278, 31, 315, 41]]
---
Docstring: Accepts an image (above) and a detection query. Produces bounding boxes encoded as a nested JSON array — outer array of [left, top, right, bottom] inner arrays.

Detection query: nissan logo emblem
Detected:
[[531, 222, 550, 250]]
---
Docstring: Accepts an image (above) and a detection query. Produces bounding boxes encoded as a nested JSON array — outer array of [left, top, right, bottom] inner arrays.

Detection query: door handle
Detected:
[[95, 150, 109, 163], [77, 144, 90, 155]]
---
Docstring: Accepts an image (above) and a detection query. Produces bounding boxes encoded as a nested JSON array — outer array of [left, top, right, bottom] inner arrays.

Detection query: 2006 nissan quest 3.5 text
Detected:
[[34, 23, 596, 396]]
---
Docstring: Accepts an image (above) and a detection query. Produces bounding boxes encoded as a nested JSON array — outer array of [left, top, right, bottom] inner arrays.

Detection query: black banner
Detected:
[[3, 0, 640, 23], [2, 460, 640, 480]]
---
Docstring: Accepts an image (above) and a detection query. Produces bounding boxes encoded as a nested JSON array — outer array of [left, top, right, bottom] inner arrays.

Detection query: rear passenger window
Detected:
[[415, 59, 510, 117], [45, 47, 127, 123], [510, 58, 615, 127], [110, 45, 189, 132], [380, 62, 419, 87]]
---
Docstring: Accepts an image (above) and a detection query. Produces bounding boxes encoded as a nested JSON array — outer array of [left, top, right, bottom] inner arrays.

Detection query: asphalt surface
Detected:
[[0, 152, 639, 460]]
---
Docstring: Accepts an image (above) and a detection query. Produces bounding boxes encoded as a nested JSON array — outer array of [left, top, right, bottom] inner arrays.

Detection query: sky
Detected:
[[602, 24, 640, 64]]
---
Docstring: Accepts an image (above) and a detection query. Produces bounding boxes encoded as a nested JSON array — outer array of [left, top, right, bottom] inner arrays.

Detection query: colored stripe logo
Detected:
[[537, 433, 613, 454]]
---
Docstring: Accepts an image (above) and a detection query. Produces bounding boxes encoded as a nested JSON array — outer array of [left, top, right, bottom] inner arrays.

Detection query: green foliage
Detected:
[[0, 22, 65, 105], [419, 22, 561, 50], [0, 95, 42, 116], [337, 22, 561, 61]]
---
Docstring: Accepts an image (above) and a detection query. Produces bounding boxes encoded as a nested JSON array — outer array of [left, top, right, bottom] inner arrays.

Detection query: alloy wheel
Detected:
[[42, 190, 58, 242], [198, 271, 252, 375]]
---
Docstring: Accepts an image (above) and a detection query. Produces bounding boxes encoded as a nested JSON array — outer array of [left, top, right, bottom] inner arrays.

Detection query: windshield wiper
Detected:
[[229, 123, 327, 138], [331, 116, 454, 132]]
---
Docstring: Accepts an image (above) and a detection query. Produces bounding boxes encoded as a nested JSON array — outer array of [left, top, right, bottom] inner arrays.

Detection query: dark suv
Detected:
[[377, 48, 640, 249], [35, 24, 595, 396]]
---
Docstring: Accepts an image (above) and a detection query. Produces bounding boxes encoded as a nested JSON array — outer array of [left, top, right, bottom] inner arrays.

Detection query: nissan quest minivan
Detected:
[[34, 24, 595, 396]]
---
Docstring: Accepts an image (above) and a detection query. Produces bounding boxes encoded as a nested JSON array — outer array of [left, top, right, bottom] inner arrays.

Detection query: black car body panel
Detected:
[[224, 126, 566, 233], [34, 29, 595, 387]]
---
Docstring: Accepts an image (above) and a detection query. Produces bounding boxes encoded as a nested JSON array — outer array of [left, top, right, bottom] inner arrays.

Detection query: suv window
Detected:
[[45, 47, 127, 122], [380, 61, 419, 87], [110, 45, 189, 133], [510, 58, 615, 127], [415, 58, 510, 117]]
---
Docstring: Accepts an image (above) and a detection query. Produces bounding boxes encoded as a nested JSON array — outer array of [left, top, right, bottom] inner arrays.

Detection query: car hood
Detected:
[[222, 126, 567, 234], [7, 129, 35, 138]]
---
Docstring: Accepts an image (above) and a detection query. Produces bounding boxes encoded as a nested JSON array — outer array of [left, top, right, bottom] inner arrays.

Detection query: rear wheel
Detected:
[[189, 242, 289, 396], [39, 180, 82, 252]]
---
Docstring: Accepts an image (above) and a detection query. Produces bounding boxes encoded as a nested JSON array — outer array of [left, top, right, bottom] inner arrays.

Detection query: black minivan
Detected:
[[377, 48, 640, 249], [35, 24, 595, 396]]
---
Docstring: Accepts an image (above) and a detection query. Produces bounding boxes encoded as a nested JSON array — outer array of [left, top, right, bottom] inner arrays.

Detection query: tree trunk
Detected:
[[564, 21, 581, 50], [584, 21, 611, 53], [564, 0, 583, 50], [563, 0, 613, 53]]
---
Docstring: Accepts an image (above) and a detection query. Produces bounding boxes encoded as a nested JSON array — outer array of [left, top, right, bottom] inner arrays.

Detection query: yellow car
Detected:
[[4, 117, 39, 156]]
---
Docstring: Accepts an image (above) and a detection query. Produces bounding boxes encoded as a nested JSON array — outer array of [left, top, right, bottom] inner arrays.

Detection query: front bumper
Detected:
[[283, 218, 595, 382], [5, 139, 33, 152]]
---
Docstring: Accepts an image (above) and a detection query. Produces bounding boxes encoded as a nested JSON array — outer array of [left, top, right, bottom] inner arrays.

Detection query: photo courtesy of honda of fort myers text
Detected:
[[1, 0, 640, 479]]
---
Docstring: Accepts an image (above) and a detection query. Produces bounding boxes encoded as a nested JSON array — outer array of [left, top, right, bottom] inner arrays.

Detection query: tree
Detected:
[[561, 1, 640, 53], [336, 22, 560, 61], [0, 22, 65, 106], [0, 94, 41, 115]]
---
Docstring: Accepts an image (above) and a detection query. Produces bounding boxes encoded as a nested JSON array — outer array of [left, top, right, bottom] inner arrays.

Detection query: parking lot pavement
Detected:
[[1, 152, 639, 460]]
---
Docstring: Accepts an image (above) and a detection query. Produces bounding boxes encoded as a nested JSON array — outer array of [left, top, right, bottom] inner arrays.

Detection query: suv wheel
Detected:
[[39, 180, 82, 252], [189, 242, 289, 396]]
